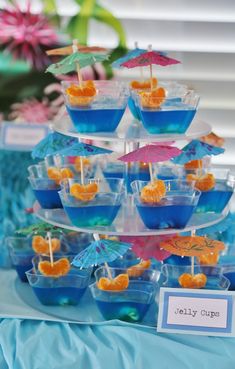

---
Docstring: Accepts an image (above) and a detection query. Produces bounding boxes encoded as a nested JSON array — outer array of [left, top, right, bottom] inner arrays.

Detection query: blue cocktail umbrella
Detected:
[[112, 46, 146, 69], [32, 132, 77, 159], [58, 142, 112, 157], [172, 139, 225, 165], [72, 238, 131, 269]]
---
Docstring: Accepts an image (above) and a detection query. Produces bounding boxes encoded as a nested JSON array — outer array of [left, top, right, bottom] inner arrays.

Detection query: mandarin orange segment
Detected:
[[178, 273, 207, 289], [97, 274, 129, 291], [32, 235, 48, 254], [32, 236, 61, 254], [38, 258, 70, 277], [140, 87, 166, 108], [140, 179, 166, 203], [66, 82, 97, 106], [60, 167, 74, 179], [130, 77, 158, 90], [74, 157, 91, 172], [47, 167, 62, 185], [70, 182, 98, 202], [194, 173, 215, 191], [184, 159, 203, 170], [127, 259, 151, 277], [197, 252, 219, 265]]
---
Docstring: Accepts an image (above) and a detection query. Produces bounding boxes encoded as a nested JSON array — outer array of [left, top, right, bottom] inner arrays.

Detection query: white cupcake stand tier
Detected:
[[33, 116, 228, 236]]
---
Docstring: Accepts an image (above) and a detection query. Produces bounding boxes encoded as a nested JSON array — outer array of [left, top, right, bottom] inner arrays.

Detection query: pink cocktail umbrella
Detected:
[[118, 144, 182, 182], [121, 49, 180, 90], [120, 235, 172, 261]]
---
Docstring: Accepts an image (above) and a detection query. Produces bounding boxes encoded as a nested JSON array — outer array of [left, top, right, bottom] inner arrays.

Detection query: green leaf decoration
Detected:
[[16, 222, 71, 236], [42, 0, 57, 14]]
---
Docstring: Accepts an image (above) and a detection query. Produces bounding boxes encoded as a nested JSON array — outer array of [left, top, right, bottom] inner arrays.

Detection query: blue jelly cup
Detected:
[[91, 267, 159, 322], [53, 155, 97, 179], [101, 161, 150, 193], [129, 81, 188, 121], [108, 249, 141, 268], [161, 264, 230, 290], [7, 237, 35, 282], [62, 81, 129, 133], [131, 180, 200, 229], [192, 168, 235, 213], [94, 266, 160, 283], [26, 255, 92, 306], [61, 232, 93, 255], [59, 178, 125, 228], [220, 265, 235, 290], [136, 90, 199, 134]]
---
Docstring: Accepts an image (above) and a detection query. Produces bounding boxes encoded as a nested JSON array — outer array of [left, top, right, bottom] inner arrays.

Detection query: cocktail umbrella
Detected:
[[120, 235, 172, 261], [46, 44, 108, 56], [172, 139, 225, 165], [112, 43, 146, 69], [160, 234, 225, 275], [32, 132, 77, 159], [58, 142, 112, 184], [200, 132, 225, 148], [72, 234, 132, 279], [16, 222, 71, 266], [121, 47, 180, 90], [118, 144, 182, 183]]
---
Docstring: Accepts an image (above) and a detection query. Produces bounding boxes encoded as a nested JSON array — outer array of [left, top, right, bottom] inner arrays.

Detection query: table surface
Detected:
[[0, 269, 235, 369]]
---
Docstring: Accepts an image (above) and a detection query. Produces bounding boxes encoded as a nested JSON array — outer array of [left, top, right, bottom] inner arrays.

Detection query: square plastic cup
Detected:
[[90, 266, 159, 322], [135, 90, 199, 134], [129, 81, 188, 121], [26, 255, 92, 306], [62, 81, 129, 133], [193, 168, 235, 213], [7, 237, 35, 282], [101, 161, 150, 193], [220, 265, 235, 290], [59, 178, 125, 227], [161, 264, 230, 290], [131, 180, 200, 229]]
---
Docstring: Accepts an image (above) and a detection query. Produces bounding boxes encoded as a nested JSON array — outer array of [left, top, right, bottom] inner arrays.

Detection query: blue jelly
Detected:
[[32, 286, 87, 305], [33, 188, 62, 209], [140, 105, 196, 134], [14, 262, 33, 282], [66, 106, 126, 133], [195, 180, 233, 213], [128, 96, 141, 120]]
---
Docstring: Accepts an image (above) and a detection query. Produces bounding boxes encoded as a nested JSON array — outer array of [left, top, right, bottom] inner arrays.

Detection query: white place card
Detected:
[[157, 288, 235, 337], [0, 122, 49, 151]]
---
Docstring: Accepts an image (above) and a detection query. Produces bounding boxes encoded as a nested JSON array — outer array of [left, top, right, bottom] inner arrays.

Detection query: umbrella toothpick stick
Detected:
[[80, 157, 84, 185], [191, 229, 196, 275], [93, 233, 113, 280], [47, 231, 54, 267], [149, 162, 154, 183], [149, 64, 153, 91], [72, 39, 83, 87]]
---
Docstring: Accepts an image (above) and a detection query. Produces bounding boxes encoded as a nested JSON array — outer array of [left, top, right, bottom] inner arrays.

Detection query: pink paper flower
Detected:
[[0, 1, 58, 69]]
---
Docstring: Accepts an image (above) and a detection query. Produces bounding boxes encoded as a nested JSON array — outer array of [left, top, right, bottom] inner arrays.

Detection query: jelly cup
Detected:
[[220, 265, 235, 290], [61, 232, 93, 255], [27, 255, 92, 306], [59, 178, 125, 227], [129, 81, 188, 121], [131, 180, 200, 229], [155, 163, 182, 181], [94, 266, 160, 283], [7, 237, 35, 282], [135, 90, 199, 134], [108, 249, 141, 268], [101, 161, 150, 193], [191, 168, 235, 213], [90, 266, 159, 322], [161, 264, 230, 290], [54, 155, 97, 178], [62, 81, 129, 133]]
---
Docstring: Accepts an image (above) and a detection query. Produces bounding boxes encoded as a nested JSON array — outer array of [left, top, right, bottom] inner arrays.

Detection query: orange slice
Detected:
[[70, 182, 98, 202], [99, 234, 119, 242], [140, 87, 166, 108], [66, 82, 97, 107], [140, 179, 166, 203], [38, 257, 70, 277], [184, 159, 203, 170], [127, 259, 151, 277], [32, 235, 61, 254], [60, 167, 74, 179], [97, 274, 129, 291], [186, 173, 215, 191], [74, 157, 91, 172], [197, 252, 219, 265], [130, 77, 158, 90], [178, 273, 207, 289], [47, 167, 62, 185]]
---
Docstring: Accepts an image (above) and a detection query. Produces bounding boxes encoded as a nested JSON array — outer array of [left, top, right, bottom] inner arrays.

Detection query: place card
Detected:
[[0, 122, 49, 151], [157, 288, 235, 337]]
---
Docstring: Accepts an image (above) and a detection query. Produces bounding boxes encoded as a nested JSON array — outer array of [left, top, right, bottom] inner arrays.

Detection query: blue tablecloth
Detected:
[[0, 318, 235, 369]]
